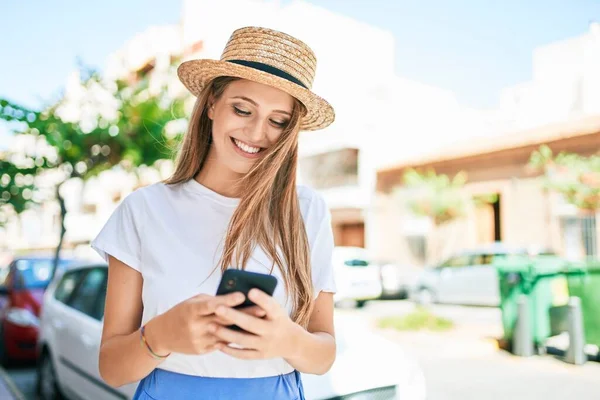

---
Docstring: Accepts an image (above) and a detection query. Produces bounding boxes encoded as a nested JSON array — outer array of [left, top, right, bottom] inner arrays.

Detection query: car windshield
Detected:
[[14, 258, 72, 289]]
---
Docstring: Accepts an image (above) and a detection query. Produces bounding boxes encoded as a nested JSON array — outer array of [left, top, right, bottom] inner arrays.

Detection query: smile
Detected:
[[230, 137, 264, 158]]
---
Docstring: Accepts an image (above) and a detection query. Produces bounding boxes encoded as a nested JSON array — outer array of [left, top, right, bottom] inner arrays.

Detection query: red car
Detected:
[[0, 255, 73, 365]]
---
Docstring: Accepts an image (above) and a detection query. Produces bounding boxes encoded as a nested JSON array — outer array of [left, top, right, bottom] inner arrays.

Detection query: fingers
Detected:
[[217, 344, 261, 360], [190, 334, 226, 354], [240, 305, 267, 318], [193, 292, 245, 316], [210, 324, 261, 350], [201, 334, 220, 347], [215, 306, 269, 336], [209, 306, 266, 326], [205, 339, 229, 352], [247, 289, 280, 318]]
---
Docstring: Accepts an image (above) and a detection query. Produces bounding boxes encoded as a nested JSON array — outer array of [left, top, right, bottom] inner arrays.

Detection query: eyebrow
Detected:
[[231, 96, 291, 116]]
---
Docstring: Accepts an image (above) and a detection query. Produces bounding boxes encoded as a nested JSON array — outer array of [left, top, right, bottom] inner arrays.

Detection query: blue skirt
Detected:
[[133, 368, 305, 400]]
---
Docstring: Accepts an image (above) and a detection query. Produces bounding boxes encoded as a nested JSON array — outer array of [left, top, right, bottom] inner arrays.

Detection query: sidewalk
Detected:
[[375, 325, 600, 400], [0, 367, 24, 400], [340, 301, 600, 400]]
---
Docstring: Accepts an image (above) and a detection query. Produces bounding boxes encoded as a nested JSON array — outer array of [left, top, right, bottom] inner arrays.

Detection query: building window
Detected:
[[405, 235, 427, 264], [336, 222, 365, 248], [560, 214, 597, 260], [299, 148, 359, 189]]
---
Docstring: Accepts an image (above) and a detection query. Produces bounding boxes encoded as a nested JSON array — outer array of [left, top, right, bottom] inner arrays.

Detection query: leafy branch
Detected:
[[528, 145, 600, 212]]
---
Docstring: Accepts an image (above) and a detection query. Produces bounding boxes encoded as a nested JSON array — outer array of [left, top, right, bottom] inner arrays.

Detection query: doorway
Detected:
[[336, 222, 365, 248], [474, 193, 502, 244]]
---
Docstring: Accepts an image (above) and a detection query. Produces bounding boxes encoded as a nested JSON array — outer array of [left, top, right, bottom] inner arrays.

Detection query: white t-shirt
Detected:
[[90, 179, 336, 378]]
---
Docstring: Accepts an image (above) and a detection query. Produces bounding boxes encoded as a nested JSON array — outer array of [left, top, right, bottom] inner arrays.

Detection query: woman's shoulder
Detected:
[[297, 184, 325, 206], [296, 185, 329, 225], [117, 182, 179, 214], [126, 180, 183, 200], [121, 181, 163, 202]]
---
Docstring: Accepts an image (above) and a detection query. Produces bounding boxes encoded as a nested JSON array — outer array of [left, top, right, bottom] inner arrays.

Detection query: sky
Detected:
[[1, 0, 599, 147]]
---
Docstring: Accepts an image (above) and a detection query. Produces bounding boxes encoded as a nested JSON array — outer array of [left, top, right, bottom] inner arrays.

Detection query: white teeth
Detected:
[[234, 139, 260, 154]]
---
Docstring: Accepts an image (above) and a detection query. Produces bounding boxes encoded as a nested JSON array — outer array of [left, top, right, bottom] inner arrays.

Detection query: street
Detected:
[[4, 362, 35, 400], [338, 300, 600, 400], [4, 300, 600, 400]]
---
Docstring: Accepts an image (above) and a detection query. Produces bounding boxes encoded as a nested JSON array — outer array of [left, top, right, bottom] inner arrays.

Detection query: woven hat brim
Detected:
[[177, 59, 335, 131]]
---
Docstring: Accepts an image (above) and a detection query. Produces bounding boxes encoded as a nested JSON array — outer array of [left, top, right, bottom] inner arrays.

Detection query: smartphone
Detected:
[[215, 269, 278, 331]]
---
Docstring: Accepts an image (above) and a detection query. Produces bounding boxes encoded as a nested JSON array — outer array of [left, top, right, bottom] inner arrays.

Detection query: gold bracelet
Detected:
[[140, 324, 170, 360]]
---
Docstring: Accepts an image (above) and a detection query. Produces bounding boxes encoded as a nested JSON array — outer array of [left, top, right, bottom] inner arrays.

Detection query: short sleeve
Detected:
[[90, 191, 144, 272], [309, 196, 336, 297]]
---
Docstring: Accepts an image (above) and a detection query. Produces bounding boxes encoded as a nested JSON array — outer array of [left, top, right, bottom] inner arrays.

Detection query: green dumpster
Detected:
[[495, 255, 573, 349], [567, 261, 600, 352]]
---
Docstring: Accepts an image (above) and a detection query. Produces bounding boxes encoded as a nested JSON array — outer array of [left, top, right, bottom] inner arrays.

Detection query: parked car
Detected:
[[0, 254, 75, 365], [377, 261, 422, 300], [37, 261, 421, 399], [332, 246, 382, 308], [411, 243, 556, 307]]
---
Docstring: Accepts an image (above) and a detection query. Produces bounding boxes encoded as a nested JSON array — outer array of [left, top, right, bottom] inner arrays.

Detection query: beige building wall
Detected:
[[369, 176, 562, 267], [501, 178, 553, 249], [372, 123, 600, 265]]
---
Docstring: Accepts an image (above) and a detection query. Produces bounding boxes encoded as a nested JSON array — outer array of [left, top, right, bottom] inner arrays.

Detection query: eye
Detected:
[[270, 119, 288, 128], [233, 106, 251, 116]]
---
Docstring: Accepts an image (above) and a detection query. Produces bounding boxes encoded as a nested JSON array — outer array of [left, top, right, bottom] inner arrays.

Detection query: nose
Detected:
[[244, 118, 267, 144]]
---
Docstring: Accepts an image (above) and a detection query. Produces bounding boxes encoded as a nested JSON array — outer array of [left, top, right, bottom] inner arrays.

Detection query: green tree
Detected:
[[0, 66, 186, 275], [528, 144, 600, 212], [401, 168, 470, 225], [397, 168, 497, 264], [0, 158, 40, 227]]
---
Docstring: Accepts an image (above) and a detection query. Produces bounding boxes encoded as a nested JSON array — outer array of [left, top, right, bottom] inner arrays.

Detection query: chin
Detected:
[[227, 160, 254, 175]]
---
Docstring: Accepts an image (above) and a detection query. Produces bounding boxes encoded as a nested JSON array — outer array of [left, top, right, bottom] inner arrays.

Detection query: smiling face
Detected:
[[206, 79, 295, 176]]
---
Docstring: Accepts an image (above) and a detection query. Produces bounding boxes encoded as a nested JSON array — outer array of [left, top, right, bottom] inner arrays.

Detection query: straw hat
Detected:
[[177, 26, 335, 131]]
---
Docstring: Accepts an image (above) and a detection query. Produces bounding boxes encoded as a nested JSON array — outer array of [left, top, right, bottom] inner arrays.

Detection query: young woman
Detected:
[[91, 26, 337, 399]]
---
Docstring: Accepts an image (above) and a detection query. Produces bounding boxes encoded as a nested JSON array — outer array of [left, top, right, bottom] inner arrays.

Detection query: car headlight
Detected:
[[6, 307, 40, 328]]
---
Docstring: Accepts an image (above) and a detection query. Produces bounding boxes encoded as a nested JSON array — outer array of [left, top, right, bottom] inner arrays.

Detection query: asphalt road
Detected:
[[4, 361, 35, 400]]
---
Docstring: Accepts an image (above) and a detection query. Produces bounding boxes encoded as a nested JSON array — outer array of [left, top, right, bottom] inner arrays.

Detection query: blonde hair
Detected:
[[165, 77, 314, 327]]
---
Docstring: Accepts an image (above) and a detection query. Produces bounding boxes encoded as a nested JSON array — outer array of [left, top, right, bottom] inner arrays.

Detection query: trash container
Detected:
[[495, 255, 574, 349], [567, 261, 600, 353]]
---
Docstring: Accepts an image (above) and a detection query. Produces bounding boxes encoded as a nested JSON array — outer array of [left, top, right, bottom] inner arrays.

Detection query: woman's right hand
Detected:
[[144, 292, 250, 356]]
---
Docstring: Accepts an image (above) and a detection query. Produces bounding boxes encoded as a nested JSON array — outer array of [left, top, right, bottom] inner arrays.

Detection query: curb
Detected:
[[0, 365, 26, 400]]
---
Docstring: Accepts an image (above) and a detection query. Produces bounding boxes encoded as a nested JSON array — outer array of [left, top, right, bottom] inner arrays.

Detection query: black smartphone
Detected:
[[215, 269, 278, 331]]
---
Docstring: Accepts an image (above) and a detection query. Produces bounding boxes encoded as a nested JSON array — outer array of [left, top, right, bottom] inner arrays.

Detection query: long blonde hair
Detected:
[[165, 77, 314, 327]]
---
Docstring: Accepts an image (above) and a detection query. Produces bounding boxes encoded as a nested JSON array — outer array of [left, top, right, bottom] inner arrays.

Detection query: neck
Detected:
[[195, 153, 244, 199]]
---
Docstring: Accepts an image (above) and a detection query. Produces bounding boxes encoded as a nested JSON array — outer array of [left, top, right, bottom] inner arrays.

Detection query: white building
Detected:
[[0, 0, 486, 257], [499, 22, 600, 130], [370, 22, 600, 266]]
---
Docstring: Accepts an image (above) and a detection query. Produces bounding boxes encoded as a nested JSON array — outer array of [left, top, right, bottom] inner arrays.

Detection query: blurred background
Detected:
[[1, 1, 600, 399]]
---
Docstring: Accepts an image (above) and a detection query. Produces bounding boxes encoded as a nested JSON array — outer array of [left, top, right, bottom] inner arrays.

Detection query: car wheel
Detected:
[[355, 300, 367, 308], [37, 350, 64, 400], [416, 288, 435, 305]]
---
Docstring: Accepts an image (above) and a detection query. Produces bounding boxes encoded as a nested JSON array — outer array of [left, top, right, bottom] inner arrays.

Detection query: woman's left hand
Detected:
[[210, 288, 301, 360]]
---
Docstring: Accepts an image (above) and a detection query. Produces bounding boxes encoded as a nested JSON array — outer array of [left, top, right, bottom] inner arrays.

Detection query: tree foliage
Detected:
[[0, 64, 187, 266], [400, 168, 471, 225], [0, 159, 40, 226], [529, 144, 600, 212]]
